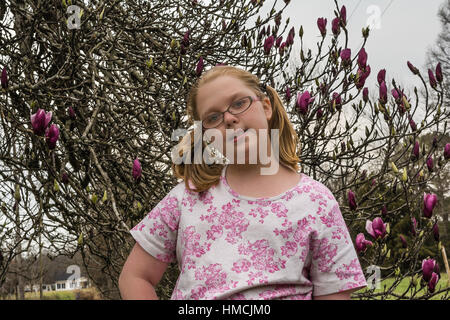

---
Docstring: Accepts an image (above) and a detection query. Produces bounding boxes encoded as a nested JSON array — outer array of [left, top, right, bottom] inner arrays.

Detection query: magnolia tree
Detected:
[[0, 0, 449, 300]]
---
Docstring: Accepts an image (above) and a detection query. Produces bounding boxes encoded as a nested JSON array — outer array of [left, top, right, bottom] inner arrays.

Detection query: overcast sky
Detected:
[[279, 0, 444, 91]]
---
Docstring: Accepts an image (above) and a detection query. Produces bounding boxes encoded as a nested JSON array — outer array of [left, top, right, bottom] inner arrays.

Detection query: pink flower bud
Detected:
[[409, 116, 417, 132], [196, 56, 204, 76], [377, 69, 386, 85], [366, 217, 386, 240], [68, 106, 76, 120], [296, 91, 312, 115], [432, 222, 439, 242], [348, 190, 357, 210], [426, 156, 433, 172], [412, 141, 419, 160], [407, 61, 419, 75], [45, 124, 60, 150], [286, 27, 295, 45], [381, 205, 387, 217], [340, 48, 351, 67], [411, 217, 417, 236], [379, 81, 387, 105], [399, 235, 407, 248], [428, 69, 437, 89], [422, 259, 437, 282], [444, 143, 450, 159], [275, 36, 283, 48], [332, 17, 340, 36], [331, 92, 342, 110], [435, 62, 443, 83], [31, 109, 53, 136], [356, 233, 373, 253], [132, 158, 142, 181], [363, 87, 369, 102], [357, 48, 368, 69], [264, 35, 275, 54], [317, 18, 327, 36], [285, 86, 291, 101], [340, 5, 347, 26], [423, 193, 437, 218], [428, 272, 439, 293]]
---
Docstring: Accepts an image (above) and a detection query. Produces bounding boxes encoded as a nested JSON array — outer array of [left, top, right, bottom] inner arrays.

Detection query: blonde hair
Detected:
[[171, 65, 301, 193]]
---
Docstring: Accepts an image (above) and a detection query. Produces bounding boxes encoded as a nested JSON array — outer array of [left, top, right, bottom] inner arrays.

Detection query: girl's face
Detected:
[[196, 75, 273, 164]]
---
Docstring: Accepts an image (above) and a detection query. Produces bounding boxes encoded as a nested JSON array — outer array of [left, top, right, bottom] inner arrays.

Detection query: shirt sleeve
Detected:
[[310, 193, 368, 297], [130, 183, 184, 264]]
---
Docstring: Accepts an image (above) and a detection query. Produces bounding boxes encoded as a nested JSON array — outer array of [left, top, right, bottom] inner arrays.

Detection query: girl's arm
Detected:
[[119, 242, 169, 300]]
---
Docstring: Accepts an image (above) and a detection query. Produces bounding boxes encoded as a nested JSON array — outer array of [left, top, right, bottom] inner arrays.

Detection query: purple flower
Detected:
[[379, 81, 387, 105], [428, 69, 437, 89], [317, 18, 327, 36], [366, 217, 387, 240], [356, 233, 373, 253], [340, 5, 347, 26], [409, 116, 417, 132], [316, 108, 323, 119], [275, 36, 283, 48], [381, 205, 387, 217], [331, 92, 342, 111], [196, 56, 204, 76], [435, 62, 443, 83], [426, 156, 433, 172], [182, 30, 190, 47], [428, 272, 439, 293], [132, 158, 142, 181], [264, 35, 275, 54], [407, 61, 419, 75], [348, 190, 357, 210], [1, 66, 7, 89], [444, 143, 450, 159], [422, 259, 438, 282], [286, 27, 295, 46], [340, 48, 351, 67], [399, 235, 407, 248], [377, 69, 386, 85], [423, 193, 437, 219], [411, 217, 417, 236], [411, 141, 419, 160], [363, 87, 369, 102], [285, 86, 291, 102], [332, 17, 340, 36], [68, 106, 76, 120], [31, 108, 52, 136], [432, 222, 439, 242], [358, 48, 368, 69], [356, 65, 371, 89], [296, 91, 313, 115], [45, 124, 60, 150]]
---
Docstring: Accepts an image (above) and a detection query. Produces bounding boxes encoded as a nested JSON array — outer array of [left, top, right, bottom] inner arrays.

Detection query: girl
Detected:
[[119, 65, 367, 300]]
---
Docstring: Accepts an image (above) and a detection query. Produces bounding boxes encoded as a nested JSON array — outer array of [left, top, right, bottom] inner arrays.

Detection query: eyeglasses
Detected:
[[202, 96, 261, 129]]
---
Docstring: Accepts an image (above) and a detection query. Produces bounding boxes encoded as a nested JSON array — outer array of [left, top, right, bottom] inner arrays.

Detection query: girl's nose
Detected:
[[223, 110, 239, 127]]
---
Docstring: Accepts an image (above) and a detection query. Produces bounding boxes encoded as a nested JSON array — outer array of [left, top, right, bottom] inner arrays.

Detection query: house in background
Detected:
[[25, 270, 91, 292]]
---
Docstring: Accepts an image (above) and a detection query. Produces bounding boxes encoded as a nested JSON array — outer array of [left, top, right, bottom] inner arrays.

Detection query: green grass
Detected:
[[353, 273, 450, 300]]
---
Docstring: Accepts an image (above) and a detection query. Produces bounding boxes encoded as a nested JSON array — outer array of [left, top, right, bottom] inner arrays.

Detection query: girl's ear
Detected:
[[262, 96, 272, 121]]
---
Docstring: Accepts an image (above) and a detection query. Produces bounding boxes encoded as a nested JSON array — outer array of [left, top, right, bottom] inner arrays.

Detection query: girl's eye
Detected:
[[207, 114, 220, 122]]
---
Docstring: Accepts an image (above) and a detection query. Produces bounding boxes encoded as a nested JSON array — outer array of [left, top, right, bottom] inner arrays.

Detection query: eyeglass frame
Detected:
[[201, 95, 262, 129]]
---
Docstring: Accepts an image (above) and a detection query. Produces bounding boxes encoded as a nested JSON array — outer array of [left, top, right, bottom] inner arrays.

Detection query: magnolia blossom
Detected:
[[132, 158, 142, 181], [435, 62, 443, 83], [296, 91, 313, 115], [196, 56, 204, 76], [366, 217, 387, 240], [263, 36, 275, 54], [428, 69, 437, 89], [444, 143, 450, 159], [317, 18, 327, 36], [422, 259, 439, 282], [357, 48, 367, 69], [377, 69, 386, 85], [379, 81, 387, 105], [423, 193, 437, 218], [347, 190, 357, 211], [31, 108, 52, 136], [45, 124, 60, 150], [331, 17, 340, 35], [407, 61, 419, 75], [355, 233, 373, 253]]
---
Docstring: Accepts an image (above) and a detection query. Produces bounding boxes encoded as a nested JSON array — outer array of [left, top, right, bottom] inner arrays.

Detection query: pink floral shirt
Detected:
[[130, 165, 367, 300]]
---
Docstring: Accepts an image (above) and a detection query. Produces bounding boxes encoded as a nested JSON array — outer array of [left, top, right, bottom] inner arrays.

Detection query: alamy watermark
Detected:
[[366, 265, 381, 289], [171, 121, 280, 175]]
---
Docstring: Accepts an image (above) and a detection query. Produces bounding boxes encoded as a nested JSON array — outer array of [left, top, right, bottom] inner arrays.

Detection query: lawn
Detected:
[[2, 287, 101, 300], [352, 273, 450, 300]]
